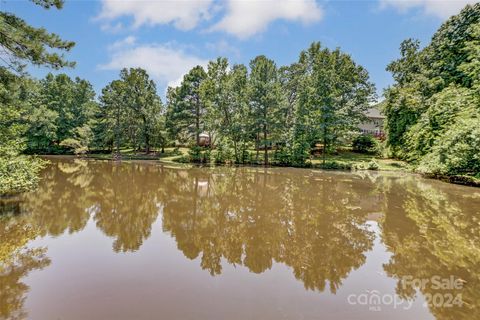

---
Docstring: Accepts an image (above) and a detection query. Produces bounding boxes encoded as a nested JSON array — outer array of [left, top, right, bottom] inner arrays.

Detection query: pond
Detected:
[[1, 157, 479, 320]]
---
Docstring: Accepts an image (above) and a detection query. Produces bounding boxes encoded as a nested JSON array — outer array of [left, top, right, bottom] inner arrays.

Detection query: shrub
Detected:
[[273, 148, 292, 166], [0, 155, 46, 195], [291, 141, 310, 166], [213, 143, 234, 164], [417, 115, 480, 176], [187, 146, 212, 164], [352, 135, 380, 154], [188, 146, 202, 163], [316, 161, 351, 170]]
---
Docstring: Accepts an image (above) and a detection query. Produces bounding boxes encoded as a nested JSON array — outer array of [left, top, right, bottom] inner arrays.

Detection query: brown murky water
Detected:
[[1, 157, 479, 320]]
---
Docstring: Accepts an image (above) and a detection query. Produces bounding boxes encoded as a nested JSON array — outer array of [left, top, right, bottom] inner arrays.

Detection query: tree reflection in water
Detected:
[[380, 177, 480, 320], [0, 158, 479, 320], [0, 215, 50, 320], [161, 167, 376, 293]]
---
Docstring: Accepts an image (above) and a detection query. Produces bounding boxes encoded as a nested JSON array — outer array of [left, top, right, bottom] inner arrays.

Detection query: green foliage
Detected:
[[26, 105, 58, 150], [315, 161, 351, 170], [165, 66, 207, 146], [248, 55, 284, 165], [0, 0, 75, 194], [384, 3, 480, 177], [97, 68, 164, 155], [200, 59, 252, 162], [352, 134, 380, 155], [0, 71, 47, 194], [0, 156, 46, 194], [293, 42, 376, 165], [22, 73, 98, 153], [187, 146, 210, 163], [162, 42, 375, 167], [211, 140, 235, 164], [59, 125, 93, 155], [0, 1, 74, 73], [272, 148, 292, 166], [418, 113, 480, 176]]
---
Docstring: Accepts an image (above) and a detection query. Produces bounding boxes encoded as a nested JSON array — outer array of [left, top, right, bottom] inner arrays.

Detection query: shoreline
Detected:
[[35, 154, 480, 188]]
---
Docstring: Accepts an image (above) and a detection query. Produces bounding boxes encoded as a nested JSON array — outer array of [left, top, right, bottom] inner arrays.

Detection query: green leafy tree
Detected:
[[295, 42, 375, 164], [98, 79, 128, 156], [96, 68, 163, 155], [201, 58, 251, 162], [26, 73, 97, 152], [248, 55, 284, 164], [165, 66, 207, 146], [117, 68, 163, 153], [383, 3, 480, 177], [26, 105, 58, 150], [200, 57, 230, 147], [0, 0, 74, 194], [0, 70, 45, 194], [59, 125, 94, 155]]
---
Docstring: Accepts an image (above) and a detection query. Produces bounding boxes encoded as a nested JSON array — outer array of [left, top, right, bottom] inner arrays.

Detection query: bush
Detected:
[[273, 148, 292, 166], [417, 115, 480, 176], [352, 135, 380, 154], [0, 155, 46, 195], [188, 146, 211, 164], [291, 141, 310, 166], [213, 143, 234, 164], [316, 161, 351, 170]]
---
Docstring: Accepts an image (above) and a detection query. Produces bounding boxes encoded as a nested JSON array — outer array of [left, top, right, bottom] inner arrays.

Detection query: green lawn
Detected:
[[310, 151, 411, 172], [87, 147, 189, 161]]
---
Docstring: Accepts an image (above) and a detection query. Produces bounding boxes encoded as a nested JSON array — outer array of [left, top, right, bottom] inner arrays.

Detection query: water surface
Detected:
[[1, 157, 479, 320]]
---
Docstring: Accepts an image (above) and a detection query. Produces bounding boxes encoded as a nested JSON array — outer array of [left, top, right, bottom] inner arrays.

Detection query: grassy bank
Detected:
[[87, 148, 189, 162], [86, 147, 411, 173]]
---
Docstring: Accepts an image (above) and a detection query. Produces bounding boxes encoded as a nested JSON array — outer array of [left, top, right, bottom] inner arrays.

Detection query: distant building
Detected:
[[198, 132, 210, 146], [359, 108, 385, 138]]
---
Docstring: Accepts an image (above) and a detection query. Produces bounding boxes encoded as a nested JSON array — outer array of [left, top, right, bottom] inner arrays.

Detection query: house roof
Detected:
[[365, 108, 385, 119]]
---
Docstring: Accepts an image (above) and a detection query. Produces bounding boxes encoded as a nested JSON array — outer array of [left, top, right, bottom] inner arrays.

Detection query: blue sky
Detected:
[[4, 0, 476, 99]]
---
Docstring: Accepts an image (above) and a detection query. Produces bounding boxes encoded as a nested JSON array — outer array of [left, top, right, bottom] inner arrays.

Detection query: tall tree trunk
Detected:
[[114, 105, 121, 159], [142, 116, 150, 154], [195, 97, 200, 146], [323, 125, 327, 165], [233, 140, 238, 163], [255, 132, 259, 162], [263, 124, 268, 165]]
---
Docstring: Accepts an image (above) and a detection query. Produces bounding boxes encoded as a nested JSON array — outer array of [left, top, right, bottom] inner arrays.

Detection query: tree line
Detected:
[[1, 0, 479, 194], [10, 43, 376, 167]]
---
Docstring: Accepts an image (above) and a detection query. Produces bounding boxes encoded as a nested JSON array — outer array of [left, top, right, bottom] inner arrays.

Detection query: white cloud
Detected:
[[99, 41, 208, 88], [97, 0, 215, 30], [379, 0, 477, 19], [108, 36, 136, 50], [210, 0, 323, 39]]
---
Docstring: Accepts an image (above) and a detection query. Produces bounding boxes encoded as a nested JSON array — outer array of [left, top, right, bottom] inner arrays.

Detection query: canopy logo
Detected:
[[347, 275, 464, 312], [347, 290, 413, 312]]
